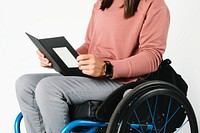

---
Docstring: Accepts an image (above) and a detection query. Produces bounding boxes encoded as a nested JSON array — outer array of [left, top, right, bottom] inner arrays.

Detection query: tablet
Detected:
[[26, 32, 86, 76]]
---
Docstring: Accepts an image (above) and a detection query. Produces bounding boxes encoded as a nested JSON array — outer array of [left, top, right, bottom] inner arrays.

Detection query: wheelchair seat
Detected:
[[14, 59, 199, 133]]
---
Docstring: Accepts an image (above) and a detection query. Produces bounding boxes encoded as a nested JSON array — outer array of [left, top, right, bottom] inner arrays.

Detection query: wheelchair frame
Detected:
[[15, 113, 154, 133], [14, 80, 199, 133]]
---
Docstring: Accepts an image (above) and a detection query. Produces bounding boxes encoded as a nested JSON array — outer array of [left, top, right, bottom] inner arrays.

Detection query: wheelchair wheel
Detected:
[[106, 81, 198, 133]]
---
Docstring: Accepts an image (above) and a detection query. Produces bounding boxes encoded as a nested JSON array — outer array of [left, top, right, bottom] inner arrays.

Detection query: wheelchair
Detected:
[[14, 59, 199, 133]]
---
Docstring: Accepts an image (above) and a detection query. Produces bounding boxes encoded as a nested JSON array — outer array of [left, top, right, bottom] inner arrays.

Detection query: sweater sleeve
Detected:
[[76, 1, 98, 54], [111, 4, 170, 79]]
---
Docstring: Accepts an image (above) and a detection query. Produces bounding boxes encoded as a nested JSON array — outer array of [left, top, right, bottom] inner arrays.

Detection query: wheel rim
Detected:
[[107, 85, 198, 133]]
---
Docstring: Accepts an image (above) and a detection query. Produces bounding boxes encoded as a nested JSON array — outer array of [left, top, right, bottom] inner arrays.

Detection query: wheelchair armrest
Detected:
[[95, 80, 146, 122]]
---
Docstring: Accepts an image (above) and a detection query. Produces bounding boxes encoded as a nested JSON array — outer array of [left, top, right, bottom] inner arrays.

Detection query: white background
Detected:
[[0, 0, 199, 132]]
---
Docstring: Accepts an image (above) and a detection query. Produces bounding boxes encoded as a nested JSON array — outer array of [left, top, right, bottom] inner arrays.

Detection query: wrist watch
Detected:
[[103, 61, 113, 78]]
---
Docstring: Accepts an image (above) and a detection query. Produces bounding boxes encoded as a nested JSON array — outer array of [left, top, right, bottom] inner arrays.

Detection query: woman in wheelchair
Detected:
[[16, 0, 198, 133]]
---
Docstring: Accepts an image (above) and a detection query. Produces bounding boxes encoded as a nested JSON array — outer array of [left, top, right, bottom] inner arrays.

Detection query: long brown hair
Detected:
[[100, 0, 140, 18]]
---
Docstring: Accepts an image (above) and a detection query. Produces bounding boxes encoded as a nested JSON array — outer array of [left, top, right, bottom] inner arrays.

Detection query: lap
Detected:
[[37, 75, 122, 104], [19, 73, 122, 105]]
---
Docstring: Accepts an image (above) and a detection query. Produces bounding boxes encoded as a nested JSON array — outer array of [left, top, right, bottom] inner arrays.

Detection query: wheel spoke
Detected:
[[146, 98, 158, 133], [152, 95, 159, 133], [163, 96, 172, 133], [153, 96, 159, 118], [134, 110, 145, 133], [158, 106, 181, 133]]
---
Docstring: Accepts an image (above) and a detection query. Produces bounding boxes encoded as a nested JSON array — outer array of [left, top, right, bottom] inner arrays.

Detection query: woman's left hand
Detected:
[[77, 54, 106, 77]]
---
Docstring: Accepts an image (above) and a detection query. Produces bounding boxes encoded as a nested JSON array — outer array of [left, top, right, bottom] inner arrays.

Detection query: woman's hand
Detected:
[[77, 54, 106, 77], [36, 50, 52, 68]]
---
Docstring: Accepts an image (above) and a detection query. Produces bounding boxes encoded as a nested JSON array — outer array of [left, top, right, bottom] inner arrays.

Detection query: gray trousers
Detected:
[[15, 73, 122, 133]]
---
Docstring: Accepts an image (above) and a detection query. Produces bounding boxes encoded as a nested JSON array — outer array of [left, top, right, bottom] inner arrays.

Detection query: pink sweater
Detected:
[[77, 0, 170, 84]]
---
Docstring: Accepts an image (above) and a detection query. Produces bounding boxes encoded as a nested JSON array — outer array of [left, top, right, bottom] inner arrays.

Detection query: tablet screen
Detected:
[[53, 47, 78, 68]]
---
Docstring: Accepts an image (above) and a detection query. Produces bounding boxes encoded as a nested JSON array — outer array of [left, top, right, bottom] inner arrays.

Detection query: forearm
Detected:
[[110, 49, 163, 79]]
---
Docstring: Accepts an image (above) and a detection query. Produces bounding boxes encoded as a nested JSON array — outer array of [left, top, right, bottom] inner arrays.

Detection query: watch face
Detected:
[[105, 61, 113, 77]]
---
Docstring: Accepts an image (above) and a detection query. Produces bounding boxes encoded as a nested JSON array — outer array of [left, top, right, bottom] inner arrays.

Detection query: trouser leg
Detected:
[[15, 73, 60, 133], [35, 76, 122, 133]]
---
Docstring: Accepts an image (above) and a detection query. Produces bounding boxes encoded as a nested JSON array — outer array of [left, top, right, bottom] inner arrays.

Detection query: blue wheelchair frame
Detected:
[[14, 112, 153, 133]]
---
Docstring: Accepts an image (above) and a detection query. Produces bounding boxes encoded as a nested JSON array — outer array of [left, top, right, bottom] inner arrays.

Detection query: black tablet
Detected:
[[26, 32, 86, 76]]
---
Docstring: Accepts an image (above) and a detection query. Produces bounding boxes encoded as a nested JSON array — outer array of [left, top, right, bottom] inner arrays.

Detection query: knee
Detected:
[[15, 74, 35, 98], [35, 77, 60, 106]]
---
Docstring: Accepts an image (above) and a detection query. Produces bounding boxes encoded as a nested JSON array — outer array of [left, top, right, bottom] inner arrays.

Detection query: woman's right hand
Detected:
[[36, 50, 52, 68]]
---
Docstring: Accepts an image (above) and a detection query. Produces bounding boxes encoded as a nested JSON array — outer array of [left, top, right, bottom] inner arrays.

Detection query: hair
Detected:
[[100, 0, 140, 18]]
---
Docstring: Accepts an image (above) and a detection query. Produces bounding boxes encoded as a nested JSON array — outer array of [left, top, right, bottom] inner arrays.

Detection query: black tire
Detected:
[[106, 81, 198, 133]]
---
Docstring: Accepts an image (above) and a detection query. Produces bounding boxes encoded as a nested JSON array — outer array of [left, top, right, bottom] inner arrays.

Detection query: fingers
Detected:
[[77, 54, 105, 77], [81, 69, 95, 76], [39, 56, 52, 67], [78, 59, 92, 69], [36, 50, 52, 67], [36, 50, 44, 57], [77, 54, 92, 62], [77, 54, 94, 69]]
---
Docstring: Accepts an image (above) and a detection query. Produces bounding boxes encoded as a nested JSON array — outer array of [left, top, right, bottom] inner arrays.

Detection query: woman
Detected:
[[15, 0, 170, 132]]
